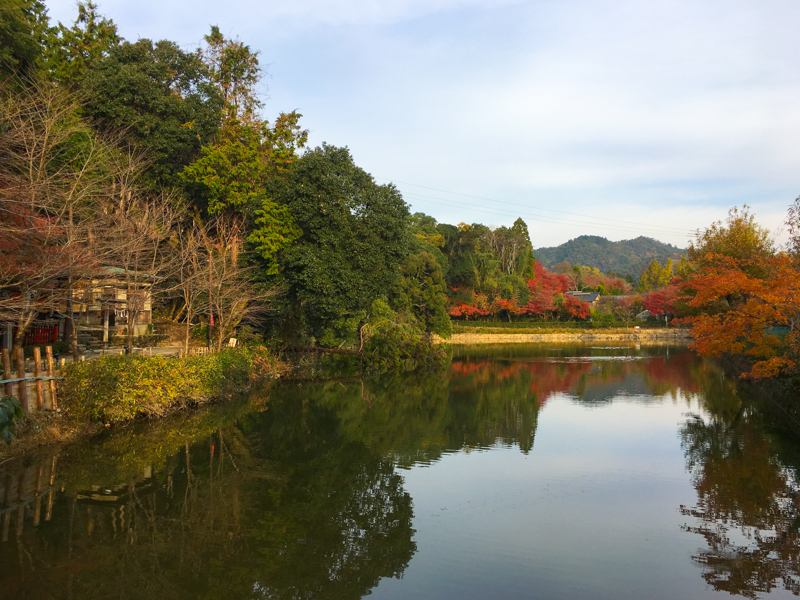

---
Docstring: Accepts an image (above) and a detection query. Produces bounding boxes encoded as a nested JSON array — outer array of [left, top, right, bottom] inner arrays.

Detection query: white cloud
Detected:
[[44, 0, 800, 247]]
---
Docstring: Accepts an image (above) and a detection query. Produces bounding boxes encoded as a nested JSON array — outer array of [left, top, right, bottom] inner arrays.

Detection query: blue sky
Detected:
[[47, 0, 800, 248]]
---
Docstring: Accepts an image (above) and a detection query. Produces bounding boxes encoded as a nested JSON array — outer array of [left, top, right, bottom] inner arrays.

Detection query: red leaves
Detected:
[[447, 263, 591, 321], [448, 303, 488, 318], [683, 253, 800, 378], [530, 261, 569, 294], [643, 285, 679, 318], [560, 295, 590, 320], [520, 262, 572, 317]]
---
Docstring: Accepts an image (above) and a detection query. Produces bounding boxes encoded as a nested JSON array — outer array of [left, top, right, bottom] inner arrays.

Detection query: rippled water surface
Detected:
[[2, 344, 799, 599]]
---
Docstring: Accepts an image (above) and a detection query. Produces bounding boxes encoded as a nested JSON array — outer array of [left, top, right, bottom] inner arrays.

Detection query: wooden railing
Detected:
[[0, 454, 59, 542], [0, 347, 59, 411]]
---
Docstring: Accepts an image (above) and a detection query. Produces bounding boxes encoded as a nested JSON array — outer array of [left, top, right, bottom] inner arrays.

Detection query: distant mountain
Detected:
[[533, 235, 685, 277]]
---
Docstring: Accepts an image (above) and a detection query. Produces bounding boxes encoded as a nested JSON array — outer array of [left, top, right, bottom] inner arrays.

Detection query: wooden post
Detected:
[[2, 349, 11, 397], [1, 512, 9, 542], [33, 464, 43, 526], [16, 504, 24, 537], [33, 347, 43, 411], [15, 348, 28, 411], [103, 305, 109, 343], [46, 346, 57, 410], [45, 455, 57, 522]]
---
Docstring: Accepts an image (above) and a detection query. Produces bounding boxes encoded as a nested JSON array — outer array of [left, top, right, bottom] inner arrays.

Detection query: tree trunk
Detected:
[[64, 283, 80, 361], [126, 313, 135, 352], [13, 312, 25, 350], [184, 309, 192, 354]]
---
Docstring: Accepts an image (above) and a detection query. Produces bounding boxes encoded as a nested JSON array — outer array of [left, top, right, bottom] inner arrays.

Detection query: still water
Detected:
[[1, 344, 799, 599]]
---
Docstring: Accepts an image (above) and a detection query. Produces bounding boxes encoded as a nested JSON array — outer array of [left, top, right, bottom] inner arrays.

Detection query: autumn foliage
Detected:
[[643, 284, 680, 321], [448, 262, 591, 321], [682, 254, 800, 378]]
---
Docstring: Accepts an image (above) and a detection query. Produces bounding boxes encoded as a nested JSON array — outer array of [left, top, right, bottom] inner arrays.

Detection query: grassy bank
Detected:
[[0, 347, 285, 460], [60, 346, 284, 423]]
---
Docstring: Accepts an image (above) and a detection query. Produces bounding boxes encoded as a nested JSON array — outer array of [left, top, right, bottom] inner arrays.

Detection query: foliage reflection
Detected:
[[680, 373, 800, 598], [2, 345, 798, 600]]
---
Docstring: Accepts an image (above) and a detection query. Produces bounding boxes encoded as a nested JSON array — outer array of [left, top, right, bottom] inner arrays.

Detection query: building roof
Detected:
[[565, 291, 600, 303]]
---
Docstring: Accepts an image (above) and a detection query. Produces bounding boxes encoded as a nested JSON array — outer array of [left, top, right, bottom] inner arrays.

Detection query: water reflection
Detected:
[[680, 371, 800, 598], [1, 344, 798, 599], [452, 343, 701, 407], [0, 397, 416, 600]]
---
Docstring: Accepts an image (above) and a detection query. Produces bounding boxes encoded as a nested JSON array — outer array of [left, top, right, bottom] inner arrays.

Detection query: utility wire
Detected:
[[375, 176, 692, 236], [401, 191, 694, 238], [400, 191, 695, 239]]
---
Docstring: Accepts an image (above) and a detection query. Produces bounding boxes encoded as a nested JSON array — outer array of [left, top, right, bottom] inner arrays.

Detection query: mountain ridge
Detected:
[[533, 235, 685, 277]]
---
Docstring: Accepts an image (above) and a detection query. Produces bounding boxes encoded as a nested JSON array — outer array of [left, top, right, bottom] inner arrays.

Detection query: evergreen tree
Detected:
[[0, 0, 51, 78], [274, 144, 410, 343]]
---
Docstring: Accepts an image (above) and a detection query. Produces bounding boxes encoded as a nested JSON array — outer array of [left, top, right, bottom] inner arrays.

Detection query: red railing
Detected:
[[23, 325, 60, 345]]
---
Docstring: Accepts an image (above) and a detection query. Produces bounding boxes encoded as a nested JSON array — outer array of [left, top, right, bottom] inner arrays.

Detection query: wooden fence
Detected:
[[0, 346, 59, 412], [0, 454, 59, 542]]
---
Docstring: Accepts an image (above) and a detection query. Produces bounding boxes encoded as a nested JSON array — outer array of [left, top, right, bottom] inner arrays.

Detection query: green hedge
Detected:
[[60, 347, 276, 423]]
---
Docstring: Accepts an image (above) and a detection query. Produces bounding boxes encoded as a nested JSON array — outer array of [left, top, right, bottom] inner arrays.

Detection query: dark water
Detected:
[[1, 344, 799, 600]]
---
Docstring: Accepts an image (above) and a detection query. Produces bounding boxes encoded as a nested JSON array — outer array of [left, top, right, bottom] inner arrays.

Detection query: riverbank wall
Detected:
[[437, 328, 693, 345]]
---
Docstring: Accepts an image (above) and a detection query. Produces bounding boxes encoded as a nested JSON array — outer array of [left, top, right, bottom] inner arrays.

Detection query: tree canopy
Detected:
[[274, 144, 410, 342], [80, 38, 223, 187]]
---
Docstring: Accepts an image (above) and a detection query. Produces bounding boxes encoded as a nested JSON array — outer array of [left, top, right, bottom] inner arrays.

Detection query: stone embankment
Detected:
[[438, 329, 693, 345]]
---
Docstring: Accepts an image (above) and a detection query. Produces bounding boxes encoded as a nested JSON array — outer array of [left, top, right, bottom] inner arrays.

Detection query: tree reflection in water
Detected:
[[680, 371, 800, 598], [3, 345, 799, 600], [0, 396, 416, 600]]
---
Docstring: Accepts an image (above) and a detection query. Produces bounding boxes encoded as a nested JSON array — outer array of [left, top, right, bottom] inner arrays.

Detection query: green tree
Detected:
[[658, 257, 674, 287], [79, 38, 223, 187], [181, 114, 307, 272], [201, 25, 262, 122], [391, 251, 452, 337], [510, 217, 535, 278], [0, 0, 50, 79], [675, 253, 693, 278], [407, 213, 450, 278], [275, 144, 410, 343], [688, 206, 774, 265], [638, 258, 665, 292], [42, 0, 119, 88]]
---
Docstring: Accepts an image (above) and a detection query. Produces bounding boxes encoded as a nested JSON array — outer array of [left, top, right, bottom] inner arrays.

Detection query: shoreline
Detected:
[[438, 329, 693, 345]]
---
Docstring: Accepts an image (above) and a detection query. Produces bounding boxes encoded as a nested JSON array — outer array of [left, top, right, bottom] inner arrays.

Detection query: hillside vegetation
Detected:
[[534, 235, 685, 277]]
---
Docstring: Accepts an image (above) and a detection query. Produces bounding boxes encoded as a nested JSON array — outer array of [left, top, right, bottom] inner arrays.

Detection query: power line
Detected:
[[403, 194, 694, 240], [400, 190, 694, 238], [375, 176, 692, 236]]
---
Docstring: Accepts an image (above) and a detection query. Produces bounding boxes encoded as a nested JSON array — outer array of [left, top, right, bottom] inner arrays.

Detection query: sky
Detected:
[[46, 0, 800, 249]]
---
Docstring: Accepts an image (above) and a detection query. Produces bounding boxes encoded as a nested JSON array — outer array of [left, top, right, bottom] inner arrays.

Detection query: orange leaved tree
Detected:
[[682, 254, 800, 378]]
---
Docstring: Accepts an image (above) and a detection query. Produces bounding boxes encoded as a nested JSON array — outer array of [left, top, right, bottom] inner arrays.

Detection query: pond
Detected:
[[1, 344, 799, 600]]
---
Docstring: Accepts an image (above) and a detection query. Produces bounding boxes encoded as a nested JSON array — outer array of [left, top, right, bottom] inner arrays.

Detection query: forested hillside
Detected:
[[534, 235, 685, 277]]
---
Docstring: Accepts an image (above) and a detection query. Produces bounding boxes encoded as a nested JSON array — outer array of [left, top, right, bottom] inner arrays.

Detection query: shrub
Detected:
[[361, 300, 448, 373], [0, 396, 24, 444], [60, 347, 275, 423]]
